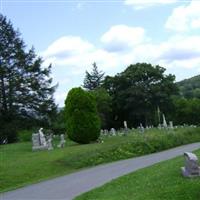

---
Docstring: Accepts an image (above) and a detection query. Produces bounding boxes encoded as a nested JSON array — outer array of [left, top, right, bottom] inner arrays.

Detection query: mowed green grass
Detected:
[[0, 133, 141, 192], [0, 137, 112, 192], [75, 149, 200, 200], [1, 127, 200, 193]]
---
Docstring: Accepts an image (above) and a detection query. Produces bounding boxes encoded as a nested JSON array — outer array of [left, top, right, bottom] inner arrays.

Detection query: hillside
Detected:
[[177, 75, 200, 98]]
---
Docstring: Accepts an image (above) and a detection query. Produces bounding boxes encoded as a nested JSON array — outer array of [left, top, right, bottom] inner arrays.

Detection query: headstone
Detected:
[[169, 121, 173, 129], [124, 121, 128, 129], [2, 138, 8, 144], [123, 121, 128, 135], [181, 152, 200, 177], [140, 123, 144, 133], [104, 129, 109, 135], [57, 134, 66, 148], [46, 134, 53, 150], [39, 128, 47, 146], [110, 128, 116, 136], [32, 129, 48, 151], [32, 133, 40, 150], [162, 114, 167, 128]]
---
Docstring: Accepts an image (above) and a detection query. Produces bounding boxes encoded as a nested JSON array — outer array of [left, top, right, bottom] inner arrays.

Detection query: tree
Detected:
[[102, 63, 178, 128], [64, 87, 100, 144], [0, 14, 57, 143], [51, 108, 66, 135], [90, 88, 112, 129], [83, 62, 105, 90], [177, 75, 200, 99], [172, 97, 200, 125]]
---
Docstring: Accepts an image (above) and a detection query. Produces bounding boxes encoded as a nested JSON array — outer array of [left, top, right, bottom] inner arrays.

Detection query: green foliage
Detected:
[[90, 88, 112, 129], [18, 130, 33, 142], [103, 63, 178, 128], [83, 63, 105, 90], [62, 127, 200, 169], [64, 87, 101, 144], [52, 109, 66, 135], [75, 149, 200, 200], [0, 121, 18, 143], [0, 14, 57, 142], [178, 75, 200, 99], [172, 97, 200, 125]]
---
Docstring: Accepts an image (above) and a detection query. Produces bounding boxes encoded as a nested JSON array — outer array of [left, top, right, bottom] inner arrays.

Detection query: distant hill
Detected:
[[177, 75, 200, 98]]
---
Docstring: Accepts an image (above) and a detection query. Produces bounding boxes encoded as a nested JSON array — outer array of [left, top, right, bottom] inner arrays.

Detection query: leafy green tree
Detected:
[[178, 75, 200, 99], [172, 97, 200, 125], [0, 14, 57, 143], [51, 108, 66, 135], [103, 63, 178, 127], [90, 88, 112, 129], [83, 62, 105, 90], [64, 87, 100, 144]]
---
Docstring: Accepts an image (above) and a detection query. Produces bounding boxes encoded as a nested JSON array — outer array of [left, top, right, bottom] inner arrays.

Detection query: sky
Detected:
[[1, 0, 200, 106]]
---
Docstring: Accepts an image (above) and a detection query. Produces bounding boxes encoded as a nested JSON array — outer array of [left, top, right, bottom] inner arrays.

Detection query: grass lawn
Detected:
[[1, 127, 200, 193], [75, 149, 200, 200]]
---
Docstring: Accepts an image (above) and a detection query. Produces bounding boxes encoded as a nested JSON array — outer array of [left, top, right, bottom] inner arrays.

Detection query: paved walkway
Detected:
[[1, 143, 200, 200]]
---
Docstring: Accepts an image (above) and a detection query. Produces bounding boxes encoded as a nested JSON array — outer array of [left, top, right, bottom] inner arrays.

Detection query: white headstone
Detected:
[[57, 134, 66, 148], [169, 121, 173, 129], [140, 123, 144, 133], [110, 128, 116, 136], [46, 134, 53, 150], [124, 121, 128, 129], [32, 129, 48, 151], [162, 114, 167, 128], [39, 128, 47, 146], [181, 152, 200, 177]]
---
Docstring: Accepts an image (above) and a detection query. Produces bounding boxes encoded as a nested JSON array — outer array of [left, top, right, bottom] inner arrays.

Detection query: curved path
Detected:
[[1, 143, 200, 200]]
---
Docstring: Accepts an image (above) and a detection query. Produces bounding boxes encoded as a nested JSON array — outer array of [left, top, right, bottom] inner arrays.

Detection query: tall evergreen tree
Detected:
[[0, 14, 57, 142], [83, 62, 105, 90]]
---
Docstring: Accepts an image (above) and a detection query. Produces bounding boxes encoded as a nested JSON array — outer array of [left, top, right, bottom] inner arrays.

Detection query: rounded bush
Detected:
[[64, 87, 100, 144]]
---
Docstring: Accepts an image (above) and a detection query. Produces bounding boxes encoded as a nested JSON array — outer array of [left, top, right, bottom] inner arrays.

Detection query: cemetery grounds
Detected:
[[0, 127, 200, 195]]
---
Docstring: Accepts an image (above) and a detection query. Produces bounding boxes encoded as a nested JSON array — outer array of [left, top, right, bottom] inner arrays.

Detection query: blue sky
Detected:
[[1, 0, 200, 106]]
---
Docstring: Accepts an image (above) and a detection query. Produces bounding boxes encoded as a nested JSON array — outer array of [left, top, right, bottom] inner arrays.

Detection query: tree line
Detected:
[[83, 63, 200, 129]]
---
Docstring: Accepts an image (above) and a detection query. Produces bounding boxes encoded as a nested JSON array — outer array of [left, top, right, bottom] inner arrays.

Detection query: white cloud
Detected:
[[101, 25, 146, 52], [42, 25, 200, 106], [124, 0, 178, 9], [165, 0, 200, 31], [42, 36, 94, 59], [158, 36, 200, 61], [54, 92, 68, 106]]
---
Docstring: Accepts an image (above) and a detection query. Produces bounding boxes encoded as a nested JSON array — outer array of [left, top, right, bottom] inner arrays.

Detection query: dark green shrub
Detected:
[[65, 87, 100, 144], [0, 121, 18, 143], [18, 130, 33, 142]]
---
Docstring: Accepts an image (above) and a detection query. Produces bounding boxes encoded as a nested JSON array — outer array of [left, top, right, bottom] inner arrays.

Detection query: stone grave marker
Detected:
[[57, 134, 66, 148], [32, 128, 48, 151], [110, 128, 116, 136], [162, 114, 167, 128], [169, 121, 173, 129], [181, 152, 200, 177], [139, 123, 144, 133]]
